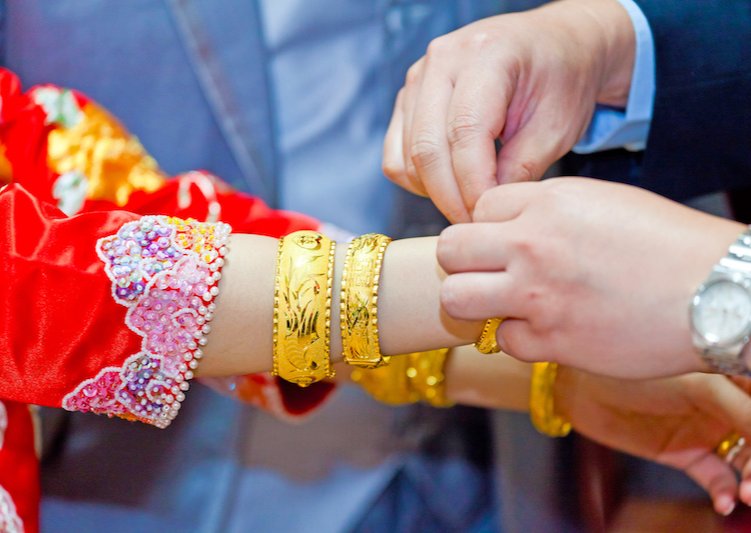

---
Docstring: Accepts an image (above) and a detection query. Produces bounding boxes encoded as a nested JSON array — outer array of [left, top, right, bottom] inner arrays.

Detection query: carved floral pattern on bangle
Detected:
[[62, 215, 231, 428]]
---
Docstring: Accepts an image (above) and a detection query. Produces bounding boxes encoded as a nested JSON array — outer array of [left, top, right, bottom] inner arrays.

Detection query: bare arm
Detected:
[[440, 346, 751, 515], [198, 235, 483, 376]]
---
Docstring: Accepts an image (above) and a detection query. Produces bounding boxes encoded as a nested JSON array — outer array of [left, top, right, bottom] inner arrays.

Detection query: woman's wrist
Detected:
[[198, 234, 484, 379]]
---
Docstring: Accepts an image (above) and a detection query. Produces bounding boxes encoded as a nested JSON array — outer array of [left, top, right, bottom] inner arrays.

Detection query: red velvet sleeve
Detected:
[[0, 183, 230, 428], [0, 67, 334, 424], [0, 401, 38, 533]]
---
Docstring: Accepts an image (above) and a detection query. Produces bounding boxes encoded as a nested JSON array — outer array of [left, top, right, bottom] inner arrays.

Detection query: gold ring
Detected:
[[716, 432, 746, 464], [475, 318, 504, 354]]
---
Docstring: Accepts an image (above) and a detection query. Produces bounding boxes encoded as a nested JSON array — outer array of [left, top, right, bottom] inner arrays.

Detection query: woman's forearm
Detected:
[[444, 346, 531, 412], [198, 234, 484, 376]]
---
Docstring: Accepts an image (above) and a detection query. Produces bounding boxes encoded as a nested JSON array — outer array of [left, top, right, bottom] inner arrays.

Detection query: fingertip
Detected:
[[439, 275, 463, 319], [714, 493, 736, 517], [436, 226, 458, 272], [439, 201, 471, 224]]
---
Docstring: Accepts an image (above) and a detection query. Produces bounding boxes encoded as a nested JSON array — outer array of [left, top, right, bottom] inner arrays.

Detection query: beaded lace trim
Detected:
[[62, 216, 231, 428], [0, 485, 22, 533]]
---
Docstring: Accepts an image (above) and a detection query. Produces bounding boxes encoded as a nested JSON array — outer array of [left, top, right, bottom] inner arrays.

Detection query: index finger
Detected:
[[446, 59, 515, 213]]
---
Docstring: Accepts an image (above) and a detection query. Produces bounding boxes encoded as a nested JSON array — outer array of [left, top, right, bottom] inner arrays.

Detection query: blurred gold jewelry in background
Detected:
[[529, 362, 572, 437], [351, 349, 453, 407]]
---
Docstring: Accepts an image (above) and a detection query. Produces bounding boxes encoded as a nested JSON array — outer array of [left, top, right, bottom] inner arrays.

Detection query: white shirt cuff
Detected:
[[573, 0, 655, 154]]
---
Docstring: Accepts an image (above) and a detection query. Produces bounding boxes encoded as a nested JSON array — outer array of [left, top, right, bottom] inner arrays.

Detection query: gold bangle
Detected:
[[272, 230, 336, 387], [340, 233, 392, 368], [529, 362, 571, 437], [350, 349, 453, 407], [475, 318, 503, 354], [406, 349, 454, 407]]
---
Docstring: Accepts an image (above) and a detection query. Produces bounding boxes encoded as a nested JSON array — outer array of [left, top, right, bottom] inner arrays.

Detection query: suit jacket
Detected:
[[563, 0, 751, 202]]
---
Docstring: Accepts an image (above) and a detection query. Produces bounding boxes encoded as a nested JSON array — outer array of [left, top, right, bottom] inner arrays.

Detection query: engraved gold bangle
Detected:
[[340, 233, 392, 368], [475, 318, 503, 354], [350, 349, 453, 407], [529, 362, 572, 437], [272, 230, 336, 387]]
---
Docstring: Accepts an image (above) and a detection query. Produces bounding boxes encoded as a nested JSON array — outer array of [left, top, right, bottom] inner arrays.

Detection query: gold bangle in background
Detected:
[[340, 233, 392, 368], [407, 349, 454, 407], [716, 432, 746, 463], [272, 230, 336, 387], [475, 318, 503, 354], [529, 362, 572, 437], [350, 349, 454, 408]]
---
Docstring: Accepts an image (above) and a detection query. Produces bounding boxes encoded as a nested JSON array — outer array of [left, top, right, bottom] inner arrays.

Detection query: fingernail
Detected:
[[717, 495, 736, 516]]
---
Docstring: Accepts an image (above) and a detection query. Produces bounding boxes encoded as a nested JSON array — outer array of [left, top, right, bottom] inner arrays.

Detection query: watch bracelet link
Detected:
[[694, 226, 751, 375]]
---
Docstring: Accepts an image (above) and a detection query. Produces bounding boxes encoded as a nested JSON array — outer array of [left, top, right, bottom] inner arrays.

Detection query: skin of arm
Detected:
[[197, 235, 484, 376], [442, 346, 751, 515], [193, 226, 751, 514]]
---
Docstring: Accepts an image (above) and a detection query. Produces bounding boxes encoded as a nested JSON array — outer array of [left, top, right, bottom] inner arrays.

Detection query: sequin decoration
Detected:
[[0, 485, 22, 533], [62, 216, 231, 428]]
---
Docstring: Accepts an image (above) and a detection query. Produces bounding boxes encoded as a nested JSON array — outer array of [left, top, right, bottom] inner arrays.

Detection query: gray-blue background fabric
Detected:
[[3, 1, 711, 531], [4, 1, 510, 532]]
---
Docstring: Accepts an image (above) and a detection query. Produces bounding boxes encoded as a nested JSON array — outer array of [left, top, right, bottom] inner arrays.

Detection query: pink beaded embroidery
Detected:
[[0, 485, 22, 533], [62, 216, 231, 428]]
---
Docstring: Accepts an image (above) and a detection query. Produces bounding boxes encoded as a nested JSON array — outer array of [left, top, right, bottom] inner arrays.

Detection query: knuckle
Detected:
[[540, 180, 583, 214], [447, 112, 486, 148], [498, 154, 537, 182], [425, 36, 449, 59], [514, 161, 536, 182], [381, 159, 403, 182], [409, 138, 442, 170], [512, 237, 545, 264], [405, 63, 422, 85], [468, 31, 493, 50], [521, 287, 555, 326]]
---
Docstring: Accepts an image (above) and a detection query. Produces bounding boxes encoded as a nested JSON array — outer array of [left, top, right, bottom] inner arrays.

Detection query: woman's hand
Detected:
[[556, 368, 751, 515]]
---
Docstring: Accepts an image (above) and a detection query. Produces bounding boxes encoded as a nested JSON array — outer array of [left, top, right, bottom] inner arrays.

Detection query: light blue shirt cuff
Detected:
[[573, 0, 655, 154]]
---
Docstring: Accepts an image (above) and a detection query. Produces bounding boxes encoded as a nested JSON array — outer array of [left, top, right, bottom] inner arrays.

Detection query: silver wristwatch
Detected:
[[690, 228, 751, 374]]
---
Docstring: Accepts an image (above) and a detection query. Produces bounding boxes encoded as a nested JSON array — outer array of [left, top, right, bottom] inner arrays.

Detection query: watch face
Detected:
[[692, 279, 751, 345]]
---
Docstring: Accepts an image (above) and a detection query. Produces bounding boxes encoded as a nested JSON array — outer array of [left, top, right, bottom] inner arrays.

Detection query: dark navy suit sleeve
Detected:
[[637, 0, 751, 200], [561, 1, 751, 202]]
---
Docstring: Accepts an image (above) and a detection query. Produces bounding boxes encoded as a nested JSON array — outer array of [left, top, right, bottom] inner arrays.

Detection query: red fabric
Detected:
[[0, 67, 331, 414], [0, 70, 57, 205], [86, 178, 319, 237], [0, 184, 141, 407], [0, 401, 39, 533], [0, 67, 337, 529]]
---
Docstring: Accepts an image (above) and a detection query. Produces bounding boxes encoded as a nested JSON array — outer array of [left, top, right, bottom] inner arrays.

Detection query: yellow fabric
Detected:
[[47, 102, 166, 206]]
